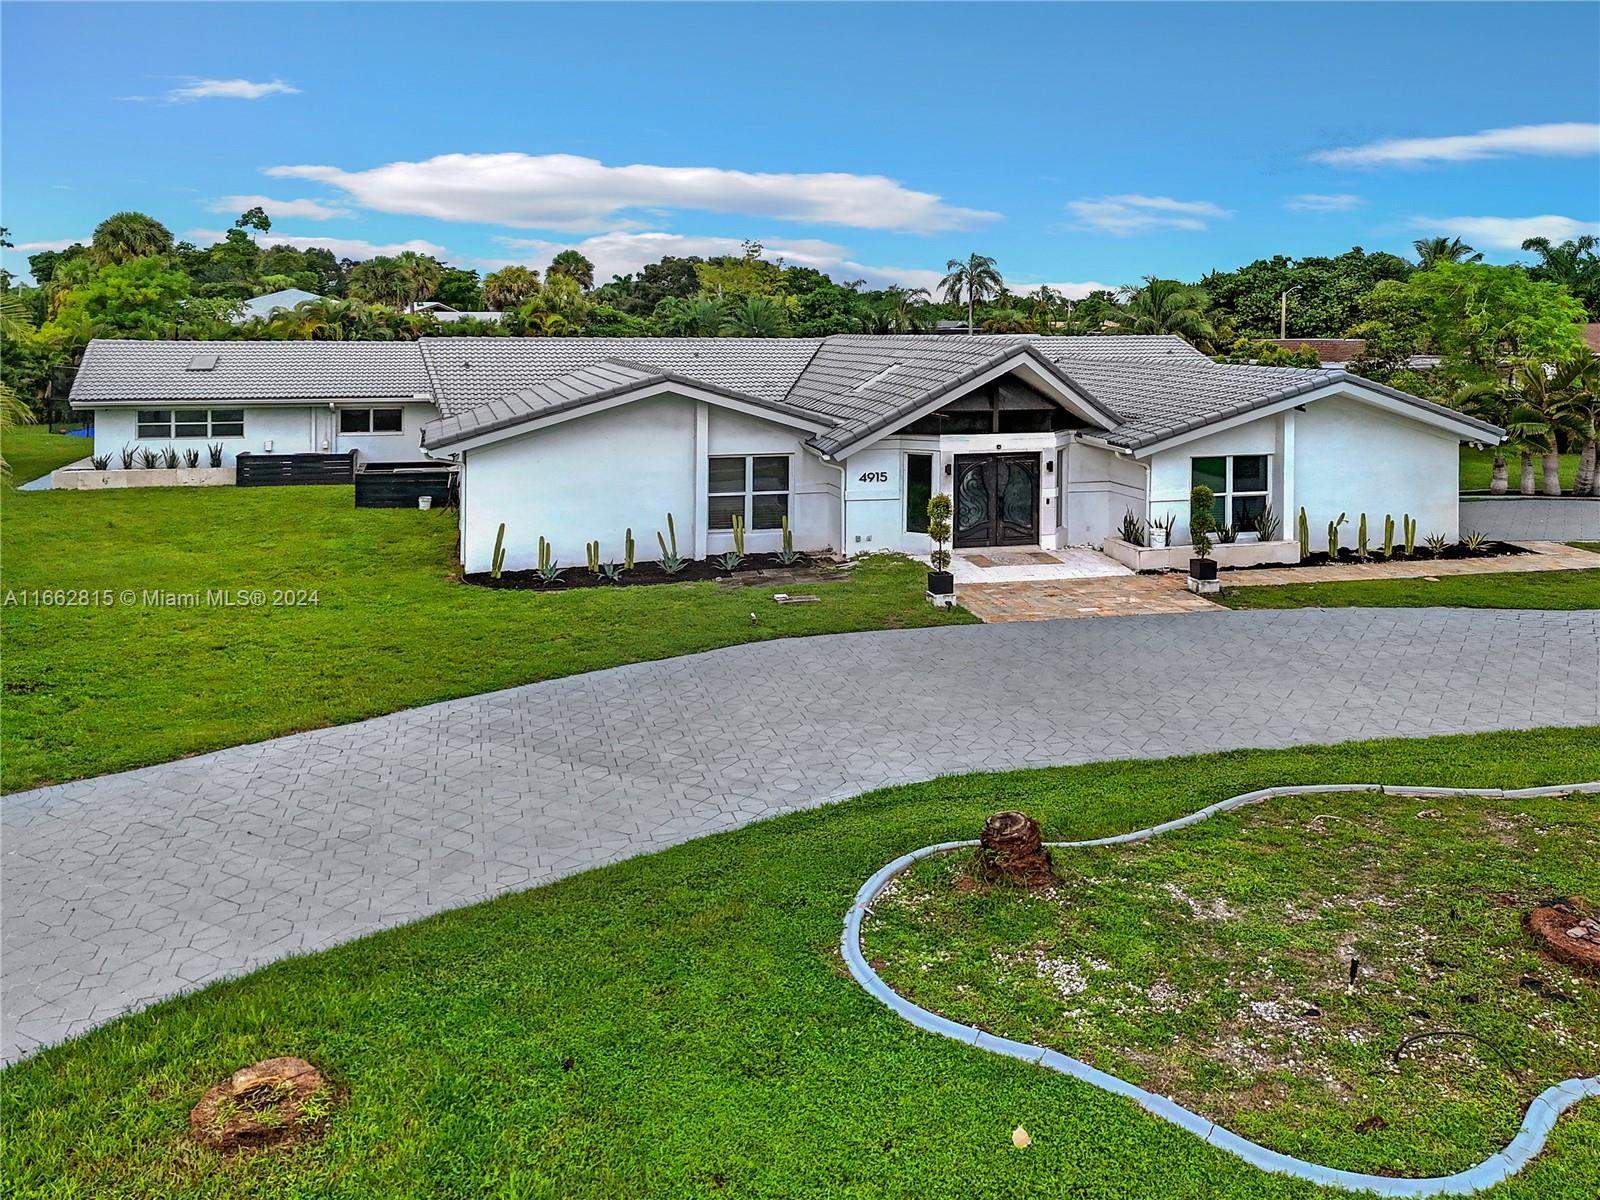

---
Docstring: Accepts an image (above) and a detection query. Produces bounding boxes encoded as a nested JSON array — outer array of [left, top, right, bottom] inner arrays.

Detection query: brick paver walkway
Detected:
[[4, 609, 1597, 1062], [959, 575, 1216, 621]]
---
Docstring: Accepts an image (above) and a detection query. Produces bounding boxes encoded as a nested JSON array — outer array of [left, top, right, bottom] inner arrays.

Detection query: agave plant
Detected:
[[138, 447, 162, 469], [207, 442, 224, 468], [1424, 533, 1449, 555], [599, 561, 626, 583], [160, 446, 180, 469], [1460, 529, 1489, 553], [182, 448, 200, 468], [120, 444, 137, 469], [91, 453, 112, 470]]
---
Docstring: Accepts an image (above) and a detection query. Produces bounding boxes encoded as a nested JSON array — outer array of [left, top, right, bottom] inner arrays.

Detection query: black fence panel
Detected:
[[354, 462, 458, 509], [235, 452, 357, 487]]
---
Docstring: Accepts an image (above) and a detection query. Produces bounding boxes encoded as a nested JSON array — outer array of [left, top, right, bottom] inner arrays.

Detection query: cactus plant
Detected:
[[624, 528, 635, 572], [776, 514, 801, 565], [1327, 512, 1347, 555], [586, 540, 601, 574], [730, 513, 745, 559], [1297, 507, 1310, 560], [1356, 513, 1369, 560], [1382, 514, 1395, 558], [1403, 514, 1417, 556], [490, 523, 507, 579], [536, 536, 564, 583], [656, 515, 687, 574]]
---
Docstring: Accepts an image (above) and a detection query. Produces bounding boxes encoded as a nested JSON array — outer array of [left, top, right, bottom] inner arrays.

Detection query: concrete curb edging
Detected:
[[841, 782, 1600, 1197]]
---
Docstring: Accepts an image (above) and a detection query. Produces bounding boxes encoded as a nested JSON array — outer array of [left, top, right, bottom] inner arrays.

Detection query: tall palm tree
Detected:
[[1115, 277, 1217, 350], [1554, 355, 1600, 496], [1502, 356, 1593, 496], [940, 253, 1002, 333], [720, 295, 788, 337], [1453, 380, 1514, 494], [482, 265, 540, 311], [347, 258, 409, 308], [392, 252, 444, 311], [547, 250, 596, 292], [0, 294, 38, 477], [1520, 235, 1600, 318], [90, 211, 174, 266], [1412, 236, 1483, 269], [861, 286, 931, 334]]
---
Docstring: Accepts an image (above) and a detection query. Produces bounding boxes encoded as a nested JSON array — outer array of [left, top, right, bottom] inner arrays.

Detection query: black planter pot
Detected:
[[927, 570, 955, 596], [1188, 557, 1218, 581]]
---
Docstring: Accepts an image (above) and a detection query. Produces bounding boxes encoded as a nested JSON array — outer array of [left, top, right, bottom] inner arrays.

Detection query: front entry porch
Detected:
[[947, 545, 1130, 584]]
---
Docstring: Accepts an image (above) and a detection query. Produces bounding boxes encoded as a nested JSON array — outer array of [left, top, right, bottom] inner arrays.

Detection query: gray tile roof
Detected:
[[418, 337, 821, 415], [422, 358, 825, 450], [1048, 357, 1503, 449], [69, 339, 431, 403], [232, 289, 322, 323]]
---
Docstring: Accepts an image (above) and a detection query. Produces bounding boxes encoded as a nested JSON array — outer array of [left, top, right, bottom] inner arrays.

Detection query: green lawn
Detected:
[[2, 729, 1597, 1199], [867, 787, 1597, 1178], [0, 424, 90, 485], [0, 486, 973, 792], [1460, 445, 1582, 493], [1213, 567, 1600, 611]]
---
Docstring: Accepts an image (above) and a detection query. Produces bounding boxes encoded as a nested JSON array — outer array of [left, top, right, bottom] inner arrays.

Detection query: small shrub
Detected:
[[161, 446, 180, 469], [137, 447, 162, 469], [90, 453, 112, 470], [182, 448, 201, 468], [1216, 523, 1238, 544], [207, 443, 224, 468], [1188, 486, 1216, 558], [1255, 505, 1281, 542], [927, 493, 953, 572], [119, 444, 137, 469]]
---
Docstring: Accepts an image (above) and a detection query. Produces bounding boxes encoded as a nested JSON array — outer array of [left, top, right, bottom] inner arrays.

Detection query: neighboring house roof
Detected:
[[68, 340, 432, 403], [423, 358, 827, 450], [233, 289, 322, 323]]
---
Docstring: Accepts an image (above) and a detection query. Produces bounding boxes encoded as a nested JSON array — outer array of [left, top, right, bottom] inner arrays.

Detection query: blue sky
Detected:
[[3, 1, 1597, 295]]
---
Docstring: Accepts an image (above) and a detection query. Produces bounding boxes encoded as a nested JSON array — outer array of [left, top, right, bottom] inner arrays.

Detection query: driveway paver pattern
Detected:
[[4, 608, 1597, 1062]]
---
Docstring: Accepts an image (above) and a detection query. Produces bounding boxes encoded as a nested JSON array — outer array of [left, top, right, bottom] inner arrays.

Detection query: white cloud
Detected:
[[208, 195, 351, 221], [1285, 193, 1365, 213], [1414, 214, 1600, 251], [264, 152, 998, 233], [1013, 281, 1118, 300], [3, 238, 86, 253], [483, 230, 946, 292], [1065, 194, 1232, 235], [1312, 122, 1600, 167], [168, 78, 299, 102], [184, 229, 453, 260]]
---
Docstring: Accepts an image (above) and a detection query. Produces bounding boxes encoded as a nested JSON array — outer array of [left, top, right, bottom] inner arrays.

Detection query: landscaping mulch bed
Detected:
[[1224, 540, 1532, 573], [465, 552, 833, 591]]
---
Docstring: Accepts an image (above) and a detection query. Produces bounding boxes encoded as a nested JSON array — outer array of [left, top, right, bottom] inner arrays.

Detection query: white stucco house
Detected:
[[68, 333, 1502, 572]]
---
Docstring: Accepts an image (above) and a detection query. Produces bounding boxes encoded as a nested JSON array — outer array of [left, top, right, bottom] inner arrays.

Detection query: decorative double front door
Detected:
[[953, 454, 1040, 548]]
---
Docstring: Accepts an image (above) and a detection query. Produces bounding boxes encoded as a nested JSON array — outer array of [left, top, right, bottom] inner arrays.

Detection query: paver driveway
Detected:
[[4, 607, 1598, 1062]]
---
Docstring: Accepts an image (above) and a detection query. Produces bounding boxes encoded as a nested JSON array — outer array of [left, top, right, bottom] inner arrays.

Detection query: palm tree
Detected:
[[859, 286, 931, 334], [940, 253, 1002, 333], [547, 250, 595, 292], [1115, 277, 1217, 350], [347, 258, 409, 308], [482, 265, 540, 311], [0, 294, 38, 477], [720, 295, 788, 337], [1554, 355, 1600, 496], [1520, 235, 1600, 318], [90, 211, 174, 266], [1412, 236, 1483, 269], [392, 252, 443, 311], [1453, 380, 1514, 494], [1499, 356, 1593, 496]]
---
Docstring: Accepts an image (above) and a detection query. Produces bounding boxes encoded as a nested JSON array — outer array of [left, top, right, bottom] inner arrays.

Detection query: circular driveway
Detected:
[[4, 607, 1598, 1062]]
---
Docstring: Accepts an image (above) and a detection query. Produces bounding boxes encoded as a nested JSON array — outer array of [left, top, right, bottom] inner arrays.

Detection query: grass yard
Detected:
[[865, 788, 1598, 1179], [1213, 568, 1600, 611], [2, 729, 1598, 1199], [0, 485, 973, 792], [1460, 445, 1582, 494], [0, 425, 90, 485]]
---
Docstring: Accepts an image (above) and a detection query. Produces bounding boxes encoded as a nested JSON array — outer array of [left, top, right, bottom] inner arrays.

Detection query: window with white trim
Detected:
[[1191, 454, 1270, 531], [708, 455, 790, 531], [339, 407, 404, 434], [136, 409, 245, 439]]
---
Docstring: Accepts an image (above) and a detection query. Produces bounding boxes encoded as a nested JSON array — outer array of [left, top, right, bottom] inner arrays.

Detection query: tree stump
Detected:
[[978, 810, 1055, 885], [190, 1056, 325, 1151], [1526, 897, 1600, 974]]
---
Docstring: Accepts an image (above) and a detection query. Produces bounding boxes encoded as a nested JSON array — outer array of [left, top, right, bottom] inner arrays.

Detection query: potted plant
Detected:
[[1148, 511, 1174, 548], [1188, 485, 1218, 586], [926, 492, 954, 602]]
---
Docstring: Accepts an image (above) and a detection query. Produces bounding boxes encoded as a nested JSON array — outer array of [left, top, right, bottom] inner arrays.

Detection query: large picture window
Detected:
[[136, 409, 245, 439], [339, 407, 404, 434], [708, 455, 790, 530], [905, 453, 933, 533], [1191, 454, 1270, 531]]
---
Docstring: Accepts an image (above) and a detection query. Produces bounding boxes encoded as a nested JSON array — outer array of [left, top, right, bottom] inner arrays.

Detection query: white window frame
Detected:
[[338, 407, 405, 435], [707, 454, 791, 532], [1191, 453, 1271, 530], [135, 409, 246, 439]]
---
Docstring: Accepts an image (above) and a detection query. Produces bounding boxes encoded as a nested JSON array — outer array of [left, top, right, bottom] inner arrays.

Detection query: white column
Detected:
[[1279, 410, 1296, 536]]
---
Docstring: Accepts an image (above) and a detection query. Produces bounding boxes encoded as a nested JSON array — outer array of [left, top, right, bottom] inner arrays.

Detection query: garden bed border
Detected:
[[842, 780, 1600, 1198]]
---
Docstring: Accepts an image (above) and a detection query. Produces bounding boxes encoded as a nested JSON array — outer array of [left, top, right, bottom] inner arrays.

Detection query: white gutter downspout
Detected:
[[1081, 434, 1153, 528], [818, 451, 847, 554]]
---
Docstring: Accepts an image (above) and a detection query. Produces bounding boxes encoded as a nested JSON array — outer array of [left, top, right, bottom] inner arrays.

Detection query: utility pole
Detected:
[[1279, 285, 1302, 340]]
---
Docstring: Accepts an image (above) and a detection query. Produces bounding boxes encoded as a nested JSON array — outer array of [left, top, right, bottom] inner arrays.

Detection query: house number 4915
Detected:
[[858, 470, 889, 483]]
